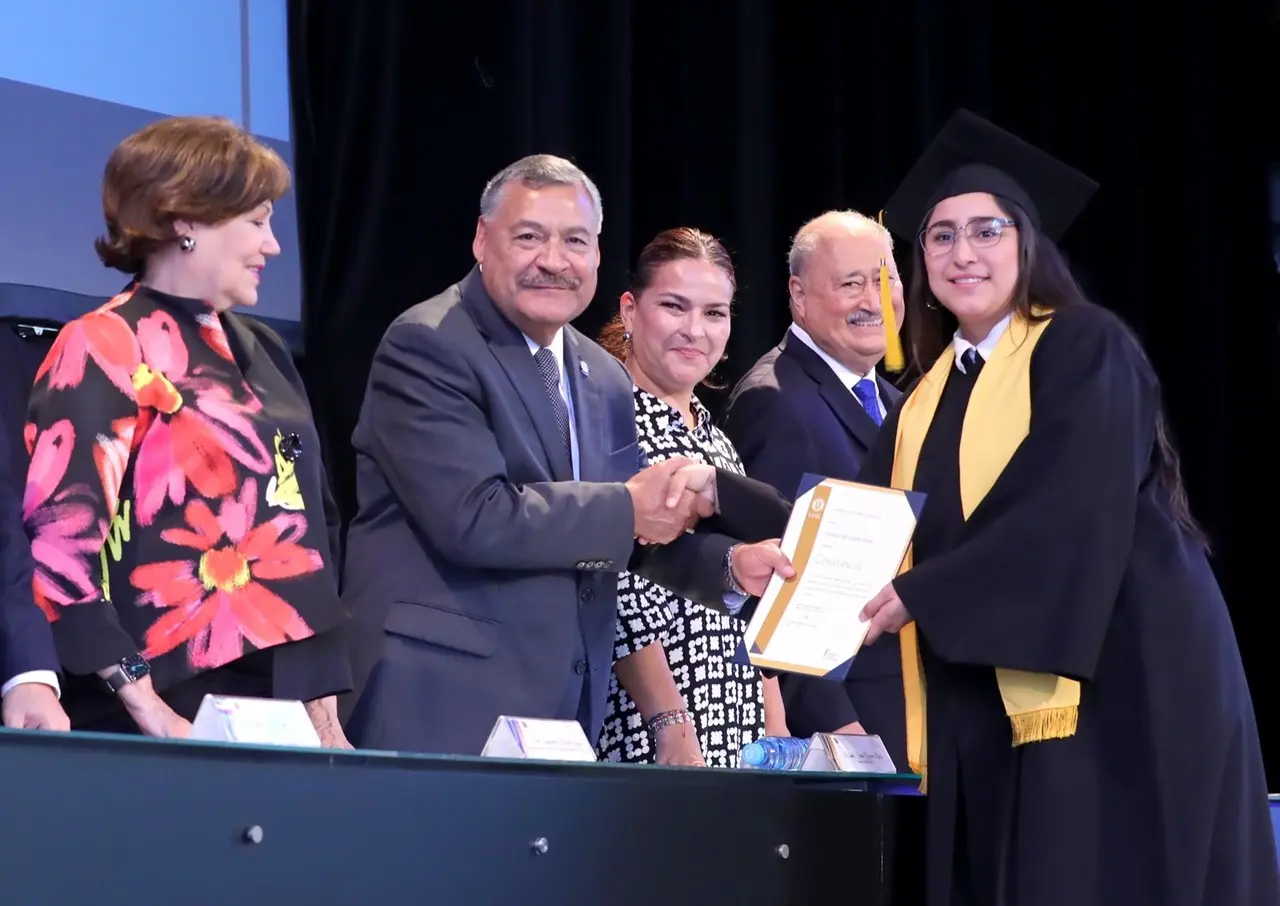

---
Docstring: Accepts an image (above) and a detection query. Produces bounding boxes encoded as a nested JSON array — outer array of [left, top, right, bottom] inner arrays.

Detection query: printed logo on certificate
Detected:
[[738, 474, 926, 679]]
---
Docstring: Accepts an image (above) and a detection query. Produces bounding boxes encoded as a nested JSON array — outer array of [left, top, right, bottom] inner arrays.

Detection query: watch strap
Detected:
[[724, 543, 747, 596], [101, 654, 150, 694], [101, 666, 132, 694]]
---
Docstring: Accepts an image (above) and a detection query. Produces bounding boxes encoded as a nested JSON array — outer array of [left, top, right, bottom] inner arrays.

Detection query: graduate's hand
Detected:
[[662, 463, 718, 516], [860, 583, 911, 647]]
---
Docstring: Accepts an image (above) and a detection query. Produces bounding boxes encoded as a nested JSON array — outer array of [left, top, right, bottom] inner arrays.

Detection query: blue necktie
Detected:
[[852, 378, 882, 426]]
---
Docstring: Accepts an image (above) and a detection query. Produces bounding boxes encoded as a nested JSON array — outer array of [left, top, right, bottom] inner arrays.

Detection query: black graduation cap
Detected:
[[882, 109, 1099, 243]]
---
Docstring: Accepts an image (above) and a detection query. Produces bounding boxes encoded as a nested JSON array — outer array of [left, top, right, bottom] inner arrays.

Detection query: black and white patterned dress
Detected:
[[596, 387, 765, 767]]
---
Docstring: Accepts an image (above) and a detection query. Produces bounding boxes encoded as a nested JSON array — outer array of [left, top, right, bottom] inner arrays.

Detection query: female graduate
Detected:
[[850, 110, 1280, 906]]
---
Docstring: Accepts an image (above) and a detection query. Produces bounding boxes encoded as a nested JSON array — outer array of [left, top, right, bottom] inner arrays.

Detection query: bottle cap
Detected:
[[740, 742, 766, 766]]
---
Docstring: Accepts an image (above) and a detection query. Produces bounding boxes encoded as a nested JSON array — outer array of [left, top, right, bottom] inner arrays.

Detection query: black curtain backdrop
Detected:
[[288, 1, 1280, 775]]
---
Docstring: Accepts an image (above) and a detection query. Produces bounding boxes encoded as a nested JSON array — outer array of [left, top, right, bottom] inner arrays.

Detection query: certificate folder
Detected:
[[733, 473, 926, 681]]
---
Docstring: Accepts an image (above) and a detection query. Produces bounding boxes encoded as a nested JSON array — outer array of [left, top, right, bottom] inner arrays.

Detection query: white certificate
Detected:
[[741, 477, 921, 677]]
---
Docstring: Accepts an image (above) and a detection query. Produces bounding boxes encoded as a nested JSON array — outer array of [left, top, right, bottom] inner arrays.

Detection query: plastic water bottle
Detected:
[[739, 736, 809, 771]]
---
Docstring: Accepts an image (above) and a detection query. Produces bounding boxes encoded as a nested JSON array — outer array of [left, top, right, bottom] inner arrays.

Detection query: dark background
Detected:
[[286, 1, 1280, 778]]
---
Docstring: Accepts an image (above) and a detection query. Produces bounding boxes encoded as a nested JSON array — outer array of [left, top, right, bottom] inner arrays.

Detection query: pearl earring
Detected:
[[623, 331, 632, 343]]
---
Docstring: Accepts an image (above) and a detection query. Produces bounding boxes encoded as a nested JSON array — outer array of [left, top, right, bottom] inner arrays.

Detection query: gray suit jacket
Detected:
[[341, 268, 739, 755]]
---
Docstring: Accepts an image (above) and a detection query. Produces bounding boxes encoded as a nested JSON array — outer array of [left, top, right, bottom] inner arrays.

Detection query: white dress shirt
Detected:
[[788, 323, 887, 419], [2, 670, 60, 698], [953, 312, 1012, 373], [523, 329, 581, 480]]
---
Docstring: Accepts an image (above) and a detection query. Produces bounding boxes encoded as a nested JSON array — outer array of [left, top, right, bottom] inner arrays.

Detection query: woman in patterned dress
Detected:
[[21, 116, 352, 745], [594, 228, 788, 767]]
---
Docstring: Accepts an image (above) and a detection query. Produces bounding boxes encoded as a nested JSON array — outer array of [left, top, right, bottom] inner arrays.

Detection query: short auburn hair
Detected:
[[95, 116, 291, 275]]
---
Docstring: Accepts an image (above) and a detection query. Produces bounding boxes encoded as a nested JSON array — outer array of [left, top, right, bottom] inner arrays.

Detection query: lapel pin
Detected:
[[579, 360, 590, 378]]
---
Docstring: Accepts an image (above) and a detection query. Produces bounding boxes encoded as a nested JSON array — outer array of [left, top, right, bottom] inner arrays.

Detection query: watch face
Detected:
[[120, 654, 150, 681]]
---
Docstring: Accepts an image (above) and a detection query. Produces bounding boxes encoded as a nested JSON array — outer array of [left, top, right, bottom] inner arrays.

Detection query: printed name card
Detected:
[[801, 732, 898, 774], [480, 716, 598, 762], [189, 695, 322, 749]]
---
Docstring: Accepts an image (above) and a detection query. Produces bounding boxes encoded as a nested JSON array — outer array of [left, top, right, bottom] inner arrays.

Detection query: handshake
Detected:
[[624, 457, 721, 545], [624, 457, 795, 598]]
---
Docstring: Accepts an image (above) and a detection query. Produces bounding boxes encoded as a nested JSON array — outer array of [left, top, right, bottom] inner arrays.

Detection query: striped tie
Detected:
[[534, 347, 572, 461]]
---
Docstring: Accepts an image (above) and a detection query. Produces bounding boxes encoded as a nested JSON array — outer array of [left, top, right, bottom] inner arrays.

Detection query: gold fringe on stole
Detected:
[[1008, 705, 1079, 745], [890, 312, 1079, 794], [998, 668, 1081, 743]]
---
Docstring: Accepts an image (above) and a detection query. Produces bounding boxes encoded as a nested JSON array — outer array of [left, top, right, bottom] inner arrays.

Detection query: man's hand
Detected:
[[860, 583, 912, 647], [730, 540, 795, 596], [1, 683, 70, 731], [627, 457, 704, 544]]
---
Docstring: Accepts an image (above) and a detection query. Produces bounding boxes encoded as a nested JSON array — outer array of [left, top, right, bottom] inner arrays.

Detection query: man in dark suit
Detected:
[[721, 210, 907, 769], [342, 154, 790, 756], [0, 396, 68, 731]]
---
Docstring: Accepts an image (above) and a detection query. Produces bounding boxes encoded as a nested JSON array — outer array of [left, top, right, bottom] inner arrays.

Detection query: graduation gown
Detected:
[[858, 303, 1279, 906]]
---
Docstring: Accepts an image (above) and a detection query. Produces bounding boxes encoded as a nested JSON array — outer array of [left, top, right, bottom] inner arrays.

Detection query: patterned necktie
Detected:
[[852, 378, 883, 427], [533, 347, 573, 462], [962, 348, 985, 375]]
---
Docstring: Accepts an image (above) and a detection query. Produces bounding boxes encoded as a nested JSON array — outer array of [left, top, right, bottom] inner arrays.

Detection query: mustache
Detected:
[[520, 270, 581, 290], [847, 310, 884, 326]]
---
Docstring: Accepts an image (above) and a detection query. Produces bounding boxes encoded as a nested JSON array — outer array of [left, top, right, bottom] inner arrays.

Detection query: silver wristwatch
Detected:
[[724, 543, 747, 596], [101, 654, 151, 694]]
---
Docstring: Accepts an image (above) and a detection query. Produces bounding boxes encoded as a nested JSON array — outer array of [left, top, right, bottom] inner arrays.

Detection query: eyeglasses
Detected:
[[919, 217, 1017, 256]]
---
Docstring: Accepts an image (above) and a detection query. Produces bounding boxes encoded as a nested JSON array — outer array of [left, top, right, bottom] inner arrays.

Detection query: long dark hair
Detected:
[[598, 227, 736, 390], [904, 196, 1209, 549]]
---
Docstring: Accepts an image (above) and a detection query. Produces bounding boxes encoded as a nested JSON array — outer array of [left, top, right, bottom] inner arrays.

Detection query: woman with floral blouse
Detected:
[[595, 228, 788, 767], [22, 116, 351, 745]]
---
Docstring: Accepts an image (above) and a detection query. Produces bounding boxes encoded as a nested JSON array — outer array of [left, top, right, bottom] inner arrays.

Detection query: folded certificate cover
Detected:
[[733, 473, 925, 680]]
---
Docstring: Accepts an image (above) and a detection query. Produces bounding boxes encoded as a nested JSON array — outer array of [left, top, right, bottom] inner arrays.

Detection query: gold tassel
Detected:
[[877, 210, 905, 372], [1009, 706, 1079, 746]]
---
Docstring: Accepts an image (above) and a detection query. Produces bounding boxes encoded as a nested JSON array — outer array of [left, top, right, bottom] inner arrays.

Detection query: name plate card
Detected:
[[800, 732, 898, 774], [189, 695, 322, 748], [480, 716, 598, 762]]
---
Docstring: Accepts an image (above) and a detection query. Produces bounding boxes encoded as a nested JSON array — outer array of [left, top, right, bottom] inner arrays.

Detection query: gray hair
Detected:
[[479, 154, 604, 234], [787, 209, 893, 278]]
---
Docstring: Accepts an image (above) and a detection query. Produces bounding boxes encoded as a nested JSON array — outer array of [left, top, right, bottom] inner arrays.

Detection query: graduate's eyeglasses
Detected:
[[919, 217, 1018, 256]]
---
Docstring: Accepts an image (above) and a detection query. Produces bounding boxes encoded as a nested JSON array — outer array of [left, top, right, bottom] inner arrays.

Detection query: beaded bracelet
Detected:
[[646, 709, 691, 733]]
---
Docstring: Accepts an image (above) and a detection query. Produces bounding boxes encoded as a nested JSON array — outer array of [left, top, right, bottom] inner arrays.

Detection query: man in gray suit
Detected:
[[342, 155, 790, 756]]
